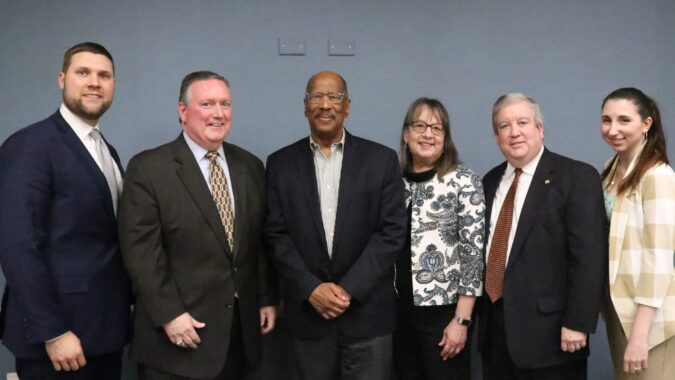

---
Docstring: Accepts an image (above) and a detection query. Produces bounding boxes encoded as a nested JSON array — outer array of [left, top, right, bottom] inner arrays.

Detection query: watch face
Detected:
[[456, 316, 471, 326]]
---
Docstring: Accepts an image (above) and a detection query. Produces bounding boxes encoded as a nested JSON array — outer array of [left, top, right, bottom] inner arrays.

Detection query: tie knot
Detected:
[[89, 129, 102, 141], [514, 168, 523, 180], [206, 151, 219, 160]]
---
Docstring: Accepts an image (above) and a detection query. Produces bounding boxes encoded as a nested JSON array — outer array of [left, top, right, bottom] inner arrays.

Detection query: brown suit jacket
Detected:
[[119, 134, 275, 378]]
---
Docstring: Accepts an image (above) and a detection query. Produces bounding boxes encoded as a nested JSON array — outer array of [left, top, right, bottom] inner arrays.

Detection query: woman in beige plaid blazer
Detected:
[[601, 88, 675, 380]]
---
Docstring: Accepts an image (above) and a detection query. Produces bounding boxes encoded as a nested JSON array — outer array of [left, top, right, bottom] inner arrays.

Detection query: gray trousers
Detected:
[[293, 326, 392, 380]]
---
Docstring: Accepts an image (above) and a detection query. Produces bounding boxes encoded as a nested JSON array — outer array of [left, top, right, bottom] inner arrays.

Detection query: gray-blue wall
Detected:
[[2, 1, 674, 378]]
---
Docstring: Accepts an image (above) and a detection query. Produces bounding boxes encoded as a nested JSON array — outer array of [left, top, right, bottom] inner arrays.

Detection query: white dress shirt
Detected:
[[59, 104, 123, 190], [183, 132, 235, 216], [485, 146, 544, 263]]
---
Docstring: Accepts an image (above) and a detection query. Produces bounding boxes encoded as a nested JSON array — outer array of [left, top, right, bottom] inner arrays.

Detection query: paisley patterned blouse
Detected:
[[403, 165, 486, 306]]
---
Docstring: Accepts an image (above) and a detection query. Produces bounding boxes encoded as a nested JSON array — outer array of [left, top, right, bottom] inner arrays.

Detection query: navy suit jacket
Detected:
[[0, 111, 131, 359], [265, 131, 406, 340], [477, 148, 607, 369]]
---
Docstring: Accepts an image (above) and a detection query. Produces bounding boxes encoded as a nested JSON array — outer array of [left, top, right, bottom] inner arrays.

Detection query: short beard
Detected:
[[63, 94, 112, 123]]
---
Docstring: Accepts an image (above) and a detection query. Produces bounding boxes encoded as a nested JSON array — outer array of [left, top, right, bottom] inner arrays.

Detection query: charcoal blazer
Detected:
[[265, 131, 406, 340], [0, 111, 131, 359], [477, 148, 607, 369], [119, 135, 276, 379]]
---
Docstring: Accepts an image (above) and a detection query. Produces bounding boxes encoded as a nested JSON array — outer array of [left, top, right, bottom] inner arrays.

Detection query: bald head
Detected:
[[306, 71, 348, 99]]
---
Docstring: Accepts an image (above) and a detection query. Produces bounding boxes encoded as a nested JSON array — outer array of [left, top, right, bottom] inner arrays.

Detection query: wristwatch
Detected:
[[454, 315, 471, 326]]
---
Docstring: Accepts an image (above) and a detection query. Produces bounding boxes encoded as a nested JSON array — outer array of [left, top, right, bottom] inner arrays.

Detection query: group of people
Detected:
[[0, 42, 672, 380]]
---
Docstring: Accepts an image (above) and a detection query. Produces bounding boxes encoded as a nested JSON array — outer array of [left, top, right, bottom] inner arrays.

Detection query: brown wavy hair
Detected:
[[601, 87, 669, 194], [399, 97, 458, 176]]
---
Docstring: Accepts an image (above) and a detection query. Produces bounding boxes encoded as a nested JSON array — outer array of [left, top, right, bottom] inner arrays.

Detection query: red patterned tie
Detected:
[[207, 151, 234, 251], [485, 168, 522, 303]]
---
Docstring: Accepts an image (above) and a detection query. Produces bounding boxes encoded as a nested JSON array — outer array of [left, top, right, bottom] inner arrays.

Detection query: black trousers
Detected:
[[394, 303, 471, 380], [481, 299, 587, 380], [16, 350, 122, 380]]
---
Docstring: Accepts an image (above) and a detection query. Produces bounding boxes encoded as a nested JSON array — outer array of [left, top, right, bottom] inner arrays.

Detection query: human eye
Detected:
[[517, 118, 529, 126], [618, 116, 631, 124], [221, 101, 232, 109], [328, 93, 341, 102], [76, 69, 88, 77], [497, 123, 508, 130], [431, 125, 443, 133], [601, 116, 611, 124], [200, 102, 212, 108], [99, 72, 113, 80]]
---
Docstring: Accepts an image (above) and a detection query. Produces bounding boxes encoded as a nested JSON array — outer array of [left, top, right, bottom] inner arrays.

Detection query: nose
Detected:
[[213, 105, 225, 118], [606, 122, 619, 135], [319, 95, 332, 109], [507, 124, 520, 137], [87, 74, 101, 87]]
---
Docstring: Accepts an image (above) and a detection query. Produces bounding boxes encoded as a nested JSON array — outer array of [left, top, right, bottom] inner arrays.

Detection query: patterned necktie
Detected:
[[89, 129, 120, 214], [206, 151, 234, 251], [485, 168, 522, 303]]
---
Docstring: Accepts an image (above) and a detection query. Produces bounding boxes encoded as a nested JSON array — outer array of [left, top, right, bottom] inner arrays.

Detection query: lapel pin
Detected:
[[544, 179, 551, 184]]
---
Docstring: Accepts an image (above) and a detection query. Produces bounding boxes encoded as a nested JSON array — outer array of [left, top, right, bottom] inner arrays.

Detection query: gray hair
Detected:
[[491, 92, 543, 133]]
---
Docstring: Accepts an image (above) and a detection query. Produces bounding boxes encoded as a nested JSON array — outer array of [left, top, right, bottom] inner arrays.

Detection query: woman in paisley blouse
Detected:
[[393, 97, 485, 380], [601, 88, 675, 379]]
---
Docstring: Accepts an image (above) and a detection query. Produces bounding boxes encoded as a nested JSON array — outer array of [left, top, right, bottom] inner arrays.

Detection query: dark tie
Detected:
[[485, 168, 522, 303], [89, 129, 120, 214], [206, 151, 234, 251]]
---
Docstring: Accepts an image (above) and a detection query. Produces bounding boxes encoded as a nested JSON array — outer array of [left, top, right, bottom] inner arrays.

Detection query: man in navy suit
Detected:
[[0, 42, 131, 379], [265, 71, 406, 379], [477, 93, 606, 379]]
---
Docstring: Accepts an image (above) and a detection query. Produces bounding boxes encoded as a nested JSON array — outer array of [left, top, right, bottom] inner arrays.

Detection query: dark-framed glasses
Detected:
[[305, 92, 346, 104], [409, 121, 444, 135]]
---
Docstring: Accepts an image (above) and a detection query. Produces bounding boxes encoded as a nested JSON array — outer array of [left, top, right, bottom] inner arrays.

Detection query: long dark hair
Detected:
[[399, 97, 459, 176], [601, 87, 669, 194]]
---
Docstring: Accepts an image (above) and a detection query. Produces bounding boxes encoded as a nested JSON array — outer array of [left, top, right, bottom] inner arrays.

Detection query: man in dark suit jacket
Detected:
[[119, 71, 277, 380], [0, 42, 131, 379], [265, 71, 406, 380], [477, 93, 607, 379]]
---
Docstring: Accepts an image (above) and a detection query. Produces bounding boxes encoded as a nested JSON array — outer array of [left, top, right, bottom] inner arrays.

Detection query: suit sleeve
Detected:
[[338, 150, 406, 302], [0, 134, 69, 342], [264, 157, 323, 300], [251, 158, 278, 307], [118, 155, 185, 326], [561, 164, 607, 333]]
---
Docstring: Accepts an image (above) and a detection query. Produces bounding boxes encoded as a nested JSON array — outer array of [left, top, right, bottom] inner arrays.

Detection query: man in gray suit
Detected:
[[119, 71, 277, 379]]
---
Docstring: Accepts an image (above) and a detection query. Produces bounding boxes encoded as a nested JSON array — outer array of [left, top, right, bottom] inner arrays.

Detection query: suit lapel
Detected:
[[507, 149, 554, 269], [294, 141, 329, 253], [482, 163, 506, 265], [332, 132, 360, 253], [172, 135, 233, 257], [53, 112, 117, 220], [223, 143, 246, 258]]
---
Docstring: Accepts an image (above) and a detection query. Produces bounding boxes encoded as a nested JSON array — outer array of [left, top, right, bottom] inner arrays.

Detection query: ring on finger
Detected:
[[175, 339, 187, 348]]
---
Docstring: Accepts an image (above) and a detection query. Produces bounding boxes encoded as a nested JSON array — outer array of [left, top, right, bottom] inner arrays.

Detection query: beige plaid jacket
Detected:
[[605, 157, 675, 349]]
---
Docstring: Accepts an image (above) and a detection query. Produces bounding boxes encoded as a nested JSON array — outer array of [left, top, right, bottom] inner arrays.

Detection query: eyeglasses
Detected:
[[409, 121, 444, 135], [305, 92, 346, 104]]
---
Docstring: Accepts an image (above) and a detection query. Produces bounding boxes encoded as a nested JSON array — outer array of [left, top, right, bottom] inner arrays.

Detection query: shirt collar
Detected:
[[505, 145, 544, 177], [183, 131, 225, 161], [309, 128, 346, 151], [59, 103, 100, 139]]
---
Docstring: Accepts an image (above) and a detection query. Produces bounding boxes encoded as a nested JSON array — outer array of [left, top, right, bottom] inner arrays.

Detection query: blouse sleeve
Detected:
[[635, 166, 675, 307], [456, 170, 486, 296]]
